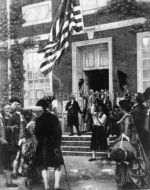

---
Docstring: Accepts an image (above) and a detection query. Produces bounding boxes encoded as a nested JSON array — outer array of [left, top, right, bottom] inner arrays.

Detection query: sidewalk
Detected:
[[0, 156, 117, 190]]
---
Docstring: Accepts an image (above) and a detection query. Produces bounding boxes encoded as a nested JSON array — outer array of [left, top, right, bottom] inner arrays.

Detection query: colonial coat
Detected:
[[7, 112, 27, 145], [34, 110, 63, 169], [65, 100, 82, 126]]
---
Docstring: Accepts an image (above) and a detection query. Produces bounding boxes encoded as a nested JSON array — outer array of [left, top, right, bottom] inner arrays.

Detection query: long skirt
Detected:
[[90, 125, 108, 151], [115, 132, 149, 189]]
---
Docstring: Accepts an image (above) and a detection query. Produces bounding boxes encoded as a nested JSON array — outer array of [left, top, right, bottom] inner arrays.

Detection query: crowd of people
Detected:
[[0, 87, 150, 189], [65, 88, 150, 189], [0, 96, 64, 190]]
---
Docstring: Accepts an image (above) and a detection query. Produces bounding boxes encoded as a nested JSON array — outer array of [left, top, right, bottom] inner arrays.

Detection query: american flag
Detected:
[[39, 0, 84, 76]]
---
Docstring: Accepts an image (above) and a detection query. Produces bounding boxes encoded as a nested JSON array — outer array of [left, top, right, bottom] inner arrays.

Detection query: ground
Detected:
[[0, 156, 117, 190], [1, 156, 150, 190]]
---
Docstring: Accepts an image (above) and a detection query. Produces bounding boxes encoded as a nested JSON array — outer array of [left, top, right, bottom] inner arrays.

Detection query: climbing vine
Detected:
[[8, 0, 35, 104], [97, 0, 149, 19]]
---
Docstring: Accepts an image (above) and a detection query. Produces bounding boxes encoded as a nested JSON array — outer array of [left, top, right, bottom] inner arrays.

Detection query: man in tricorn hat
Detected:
[[34, 97, 64, 190]]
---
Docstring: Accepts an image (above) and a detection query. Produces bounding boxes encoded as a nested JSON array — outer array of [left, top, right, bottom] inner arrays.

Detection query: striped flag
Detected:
[[39, 0, 84, 76]]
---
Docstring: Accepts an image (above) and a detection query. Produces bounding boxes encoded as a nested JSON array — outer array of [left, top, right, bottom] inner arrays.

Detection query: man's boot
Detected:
[[69, 125, 74, 136], [76, 125, 81, 136], [4, 170, 18, 188]]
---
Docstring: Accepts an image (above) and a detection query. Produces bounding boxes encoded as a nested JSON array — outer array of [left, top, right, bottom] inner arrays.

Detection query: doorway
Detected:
[[85, 69, 109, 91]]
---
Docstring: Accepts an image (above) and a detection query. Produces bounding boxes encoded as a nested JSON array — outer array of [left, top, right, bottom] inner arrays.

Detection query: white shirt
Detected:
[[92, 112, 107, 126]]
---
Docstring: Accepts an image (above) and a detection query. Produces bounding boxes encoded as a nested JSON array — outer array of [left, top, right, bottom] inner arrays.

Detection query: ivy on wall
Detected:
[[97, 0, 149, 18], [0, 1, 8, 40], [8, 0, 35, 104], [10, 39, 35, 104], [96, 0, 150, 34]]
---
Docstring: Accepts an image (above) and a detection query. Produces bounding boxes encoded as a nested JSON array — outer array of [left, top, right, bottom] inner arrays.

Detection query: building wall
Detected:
[[20, 0, 148, 96], [71, 27, 137, 94]]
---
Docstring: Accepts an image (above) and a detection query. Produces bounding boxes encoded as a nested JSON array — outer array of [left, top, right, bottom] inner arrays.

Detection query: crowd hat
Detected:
[[36, 98, 49, 109], [9, 97, 22, 104], [36, 96, 54, 109]]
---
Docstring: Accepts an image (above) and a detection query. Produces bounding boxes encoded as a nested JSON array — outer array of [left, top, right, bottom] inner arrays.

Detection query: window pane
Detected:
[[142, 37, 150, 48], [29, 90, 35, 97], [36, 89, 45, 99], [45, 83, 50, 88], [28, 71, 32, 79], [143, 70, 150, 80], [81, 0, 108, 11], [142, 59, 150, 70], [97, 0, 109, 8], [32, 53, 37, 63], [36, 5, 50, 20], [23, 4, 49, 22], [24, 49, 52, 107], [22, 1, 52, 26], [142, 48, 150, 58], [80, 0, 109, 14], [38, 53, 44, 62], [143, 81, 150, 90], [99, 50, 109, 68]]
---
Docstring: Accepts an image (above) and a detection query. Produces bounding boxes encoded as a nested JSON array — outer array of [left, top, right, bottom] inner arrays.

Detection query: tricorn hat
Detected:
[[36, 96, 54, 109]]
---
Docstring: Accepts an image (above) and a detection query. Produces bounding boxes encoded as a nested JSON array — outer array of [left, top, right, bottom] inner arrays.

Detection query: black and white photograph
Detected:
[[0, 0, 150, 189]]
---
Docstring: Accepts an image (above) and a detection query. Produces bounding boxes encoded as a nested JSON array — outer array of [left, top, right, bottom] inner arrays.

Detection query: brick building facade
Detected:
[[0, 0, 150, 110]]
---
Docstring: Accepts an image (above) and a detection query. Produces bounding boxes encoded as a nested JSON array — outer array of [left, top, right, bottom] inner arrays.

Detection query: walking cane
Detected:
[[61, 149, 71, 190]]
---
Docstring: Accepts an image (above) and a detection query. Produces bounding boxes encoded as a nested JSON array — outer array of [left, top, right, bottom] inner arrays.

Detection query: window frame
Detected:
[[23, 48, 53, 107], [79, 0, 110, 15], [22, 1, 52, 27], [137, 31, 150, 93]]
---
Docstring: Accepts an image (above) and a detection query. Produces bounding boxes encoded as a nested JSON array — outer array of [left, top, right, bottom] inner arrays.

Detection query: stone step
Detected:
[[62, 146, 90, 152], [62, 135, 91, 141], [61, 140, 91, 146], [62, 135, 116, 142], [62, 140, 114, 147], [62, 150, 108, 157], [61, 134, 115, 157]]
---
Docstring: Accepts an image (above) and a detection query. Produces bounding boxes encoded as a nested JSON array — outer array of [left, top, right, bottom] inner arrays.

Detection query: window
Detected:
[[80, 0, 110, 15], [24, 49, 52, 107], [137, 32, 150, 92], [22, 1, 52, 27], [82, 43, 109, 70]]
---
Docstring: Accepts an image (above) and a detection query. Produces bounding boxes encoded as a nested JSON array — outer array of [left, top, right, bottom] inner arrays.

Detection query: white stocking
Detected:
[[92, 151, 96, 159], [12, 159, 18, 174], [54, 168, 62, 189], [18, 157, 24, 174], [42, 169, 49, 189]]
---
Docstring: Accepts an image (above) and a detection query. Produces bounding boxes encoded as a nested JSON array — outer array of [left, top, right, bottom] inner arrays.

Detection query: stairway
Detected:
[[61, 134, 115, 158]]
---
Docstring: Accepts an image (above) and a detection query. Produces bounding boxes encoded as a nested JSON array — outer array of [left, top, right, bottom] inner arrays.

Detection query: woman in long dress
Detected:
[[116, 99, 149, 189], [89, 102, 108, 161], [22, 109, 39, 188]]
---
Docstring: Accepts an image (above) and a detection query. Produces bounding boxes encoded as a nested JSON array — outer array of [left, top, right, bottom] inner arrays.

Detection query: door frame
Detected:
[[72, 37, 113, 102]]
